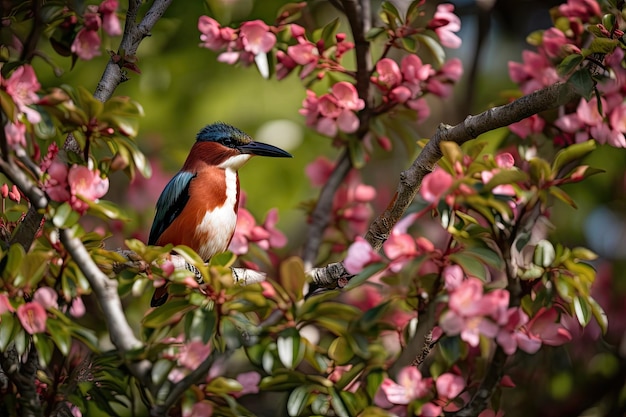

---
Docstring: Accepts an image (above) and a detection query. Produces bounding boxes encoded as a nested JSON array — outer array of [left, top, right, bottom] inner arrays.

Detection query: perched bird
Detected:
[[148, 122, 292, 307]]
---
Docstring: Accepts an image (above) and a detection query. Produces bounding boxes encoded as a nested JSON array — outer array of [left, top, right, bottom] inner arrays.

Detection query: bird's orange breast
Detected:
[[156, 166, 239, 261]]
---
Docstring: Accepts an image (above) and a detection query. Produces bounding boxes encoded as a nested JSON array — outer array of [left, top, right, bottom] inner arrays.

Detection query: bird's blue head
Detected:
[[196, 122, 292, 158]]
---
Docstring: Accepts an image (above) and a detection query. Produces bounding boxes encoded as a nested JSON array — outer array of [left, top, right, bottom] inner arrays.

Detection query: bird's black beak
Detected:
[[237, 141, 292, 158]]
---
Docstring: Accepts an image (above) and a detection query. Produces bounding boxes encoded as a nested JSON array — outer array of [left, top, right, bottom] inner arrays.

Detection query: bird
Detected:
[[148, 122, 292, 307]]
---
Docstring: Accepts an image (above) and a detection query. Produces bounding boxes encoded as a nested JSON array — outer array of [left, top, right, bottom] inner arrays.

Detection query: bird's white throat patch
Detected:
[[196, 167, 239, 260], [218, 154, 252, 170]]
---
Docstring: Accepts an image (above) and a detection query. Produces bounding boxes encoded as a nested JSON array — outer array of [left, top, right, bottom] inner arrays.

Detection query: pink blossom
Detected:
[[287, 42, 319, 78], [374, 58, 402, 90], [509, 114, 545, 138], [401, 54, 432, 95], [198, 16, 235, 50], [17, 302, 47, 334], [178, 340, 212, 369], [184, 401, 213, 417], [420, 167, 453, 203], [240, 20, 276, 55], [33, 287, 58, 310], [276, 50, 297, 80], [495, 153, 515, 168], [377, 366, 432, 406], [305, 157, 335, 187], [524, 307, 572, 346], [443, 264, 464, 290], [558, 0, 601, 20], [44, 160, 70, 202], [344, 236, 381, 274], [3, 64, 41, 124], [71, 28, 102, 60], [576, 97, 604, 126], [229, 208, 256, 255], [542, 28, 568, 58], [428, 4, 462, 48], [99, 0, 122, 36], [68, 165, 109, 214], [436, 373, 465, 399], [495, 307, 532, 355], [421, 402, 443, 416], [300, 82, 364, 137], [4, 121, 27, 148], [69, 297, 86, 318], [439, 278, 509, 346], [83, 6, 101, 31], [234, 371, 261, 397]]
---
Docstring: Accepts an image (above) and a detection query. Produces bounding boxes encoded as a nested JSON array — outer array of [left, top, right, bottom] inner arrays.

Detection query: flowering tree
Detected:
[[1, 0, 625, 416]]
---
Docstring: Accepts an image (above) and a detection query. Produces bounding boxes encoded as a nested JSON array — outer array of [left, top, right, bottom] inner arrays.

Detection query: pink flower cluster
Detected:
[[439, 272, 572, 354], [300, 82, 365, 137], [229, 193, 287, 256], [508, 0, 626, 148], [198, 17, 276, 67], [371, 55, 462, 122], [1, 64, 41, 148], [71, 0, 122, 60], [306, 157, 376, 240], [276, 25, 354, 80], [42, 146, 109, 215], [428, 3, 463, 49], [375, 366, 466, 415]]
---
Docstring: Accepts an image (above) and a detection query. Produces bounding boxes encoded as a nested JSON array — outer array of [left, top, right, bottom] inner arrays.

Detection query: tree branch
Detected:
[[58, 228, 155, 394]]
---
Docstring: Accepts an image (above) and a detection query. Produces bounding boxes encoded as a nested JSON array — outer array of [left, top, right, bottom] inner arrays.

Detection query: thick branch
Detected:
[[365, 81, 579, 251], [59, 228, 154, 393]]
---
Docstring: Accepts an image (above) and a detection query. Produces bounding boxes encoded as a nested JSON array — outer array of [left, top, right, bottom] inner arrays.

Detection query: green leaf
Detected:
[[76, 86, 103, 119], [552, 139, 596, 174], [0, 313, 18, 350], [528, 157, 553, 184], [416, 33, 445, 67], [287, 386, 312, 417], [366, 27, 386, 41], [573, 296, 591, 326], [276, 2, 307, 23], [571, 247, 598, 261], [102, 96, 144, 138], [549, 186, 577, 208], [588, 296, 608, 334], [440, 141, 463, 166], [344, 262, 387, 290], [482, 169, 528, 192], [33, 334, 54, 366], [143, 299, 193, 328], [400, 37, 417, 53], [281, 256, 306, 302], [328, 386, 350, 417], [568, 68, 595, 100], [277, 328, 305, 369], [86, 199, 128, 221], [328, 336, 355, 365], [0, 90, 17, 121], [365, 369, 384, 400], [46, 319, 72, 355], [348, 138, 366, 169], [533, 239, 555, 268], [184, 306, 217, 344], [557, 54, 583, 77], [317, 18, 340, 47], [3, 244, 25, 281], [588, 37, 618, 54]]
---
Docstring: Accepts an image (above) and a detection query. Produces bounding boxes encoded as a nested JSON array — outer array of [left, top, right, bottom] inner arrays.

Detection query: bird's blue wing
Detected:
[[148, 171, 196, 245]]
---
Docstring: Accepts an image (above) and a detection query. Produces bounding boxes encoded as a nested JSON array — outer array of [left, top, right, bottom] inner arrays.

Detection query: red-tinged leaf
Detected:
[[280, 256, 306, 302]]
